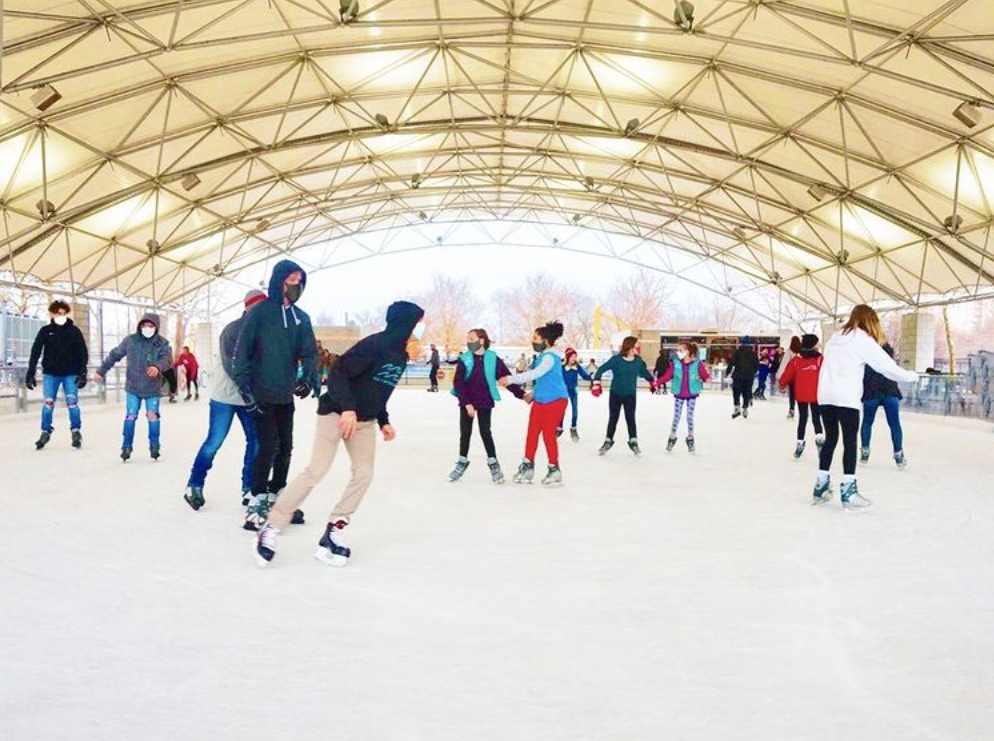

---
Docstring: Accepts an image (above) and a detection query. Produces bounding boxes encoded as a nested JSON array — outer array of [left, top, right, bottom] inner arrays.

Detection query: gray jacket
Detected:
[[211, 315, 247, 406], [98, 312, 173, 398]]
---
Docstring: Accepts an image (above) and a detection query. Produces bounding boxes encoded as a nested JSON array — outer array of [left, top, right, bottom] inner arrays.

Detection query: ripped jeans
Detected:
[[123, 392, 161, 449], [41, 374, 81, 432]]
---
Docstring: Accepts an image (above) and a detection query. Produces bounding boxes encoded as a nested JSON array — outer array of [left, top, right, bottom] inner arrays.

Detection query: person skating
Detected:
[[813, 305, 917, 509], [558, 348, 592, 441], [755, 349, 771, 400], [658, 341, 710, 453], [254, 301, 426, 568], [231, 259, 319, 530], [449, 328, 525, 483], [726, 341, 759, 419], [428, 344, 441, 392], [498, 321, 570, 485], [183, 290, 266, 511], [777, 334, 824, 459], [25, 300, 89, 450], [861, 342, 909, 469], [592, 336, 656, 456], [653, 348, 671, 396], [94, 313, 172, 461], [175, 346, 200, 401], [783, 336, 802, 418], [769, 346, 784, 396]]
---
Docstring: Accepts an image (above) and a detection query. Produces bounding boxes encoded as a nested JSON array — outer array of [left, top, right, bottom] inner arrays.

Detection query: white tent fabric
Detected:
[[1, 0, 992, 315]]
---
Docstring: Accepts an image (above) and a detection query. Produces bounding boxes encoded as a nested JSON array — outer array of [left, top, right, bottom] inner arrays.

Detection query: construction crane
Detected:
[[593, 305, 632, 350]]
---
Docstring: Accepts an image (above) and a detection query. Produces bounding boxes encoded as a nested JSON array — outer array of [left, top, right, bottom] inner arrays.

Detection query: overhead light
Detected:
[[572, 214, 582, 224], [552, 238, 560, 246], [584, 176, 596, 191], [624, 118, 640, 136], [146, 239, 161, 254], [418, 211, 429, 221], [953, 102, 980, 128], [252, 219, 270, 233], [733, 226, 747, 239], [374, 113, 390, 129], [211, 264, 224, 277], [944, 214, 964, 233], [674, 1, 694, 31], [769, 271, 782, 285], [340, 0, 359, 24], [411, 173, 423, 189], [30, 85, 62, 112], [436, 236, 443, 245], [35, 199, 56, 218], [837, 248, 850, 265], [181, 174, 201, 191], [807, 184, 830, 201]]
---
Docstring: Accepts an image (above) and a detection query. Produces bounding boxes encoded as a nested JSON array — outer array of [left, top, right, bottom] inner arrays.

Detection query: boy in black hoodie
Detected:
[[727, 340, 759, 419], [255, 300, 426, 568]]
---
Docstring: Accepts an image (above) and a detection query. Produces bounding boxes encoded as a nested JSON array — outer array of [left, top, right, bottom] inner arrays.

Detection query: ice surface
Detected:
[[2, 389, 993, 740]]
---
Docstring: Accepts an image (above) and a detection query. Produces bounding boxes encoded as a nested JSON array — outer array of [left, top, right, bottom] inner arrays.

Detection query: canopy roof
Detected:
[[1, 0, 993, 315]]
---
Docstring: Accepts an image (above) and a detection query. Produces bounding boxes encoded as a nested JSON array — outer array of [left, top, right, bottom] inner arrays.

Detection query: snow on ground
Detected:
[[1, 388, 993, 740]]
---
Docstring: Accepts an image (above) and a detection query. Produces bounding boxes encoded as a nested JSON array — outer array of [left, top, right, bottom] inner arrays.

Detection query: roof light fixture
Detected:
[[944, 214, 964, 233], [146, 239, 161, 254], [418, 211, 429, 221], [584, 176, 596, 191], [31, 85, 62, 112], [411, 173, 423, 189], [674, 1, 694, 31], [572, 214, 582, 224], [807, 184, 830, 201], [953, 102, 980, 128], [374, 113, 390, 129], [340, 0, 359, 24], [732, 226, 747, 239], [624, 118, 640, 136], [181, 174, 201, 191], [36, 199, 56, 218], [252, 219, 270, 233]]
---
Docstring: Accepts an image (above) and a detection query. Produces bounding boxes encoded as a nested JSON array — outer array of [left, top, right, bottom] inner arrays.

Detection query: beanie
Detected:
[[801, 334, 819, 350], [565, 347, 577, 360], [244, 289, 266, 310]]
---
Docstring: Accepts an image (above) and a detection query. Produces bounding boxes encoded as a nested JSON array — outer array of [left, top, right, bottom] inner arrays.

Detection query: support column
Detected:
[[898, 312, 935, 372]]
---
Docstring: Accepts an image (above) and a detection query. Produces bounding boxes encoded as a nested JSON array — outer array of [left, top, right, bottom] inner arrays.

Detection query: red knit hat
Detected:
[[565, 347, 577, 360], [244, 289, 266, 310]]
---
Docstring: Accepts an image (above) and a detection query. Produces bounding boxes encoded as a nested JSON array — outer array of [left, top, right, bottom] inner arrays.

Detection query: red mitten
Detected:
[[649, 379, 660, 394], [591, 381, 603, 398]]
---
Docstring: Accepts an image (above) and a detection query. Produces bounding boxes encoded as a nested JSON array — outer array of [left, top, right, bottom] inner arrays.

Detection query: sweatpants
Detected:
[[606, 392, 637, 441], [524, 398, 569, 466], [268, 413, 377, 530], [460, 406, 496, 459], [797, 401, 823, 441], [670, 397, 698, 438], [819, 404, 859, 475], [732, 376, 754, 409]]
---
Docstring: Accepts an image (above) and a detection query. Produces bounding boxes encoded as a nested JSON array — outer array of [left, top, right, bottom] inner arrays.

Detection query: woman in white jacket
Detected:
[[813, 305, 918, 509]]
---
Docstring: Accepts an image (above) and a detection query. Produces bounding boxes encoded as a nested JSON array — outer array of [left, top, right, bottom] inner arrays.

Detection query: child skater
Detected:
[[449, 328, 525, 484], [778, 334, 824, 459], [558, 347, 592, 442], [592, 336, 656, 456], [813, 305, 917, 509], [659, 341, 710, 453], [497, 321, 569, 486], [860, 341, 909, 469]]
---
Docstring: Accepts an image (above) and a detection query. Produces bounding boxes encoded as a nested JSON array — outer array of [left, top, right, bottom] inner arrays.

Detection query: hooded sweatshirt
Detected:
[[97, 313, 172, 398], [726, 346, 759, 381], [778, 349, 822, 404], [231, 259, 318, 405], [175, 350, 199, 382], [318, 301, 424, 427], [817, 328, 918, 410], [27, 318, 88, 379]]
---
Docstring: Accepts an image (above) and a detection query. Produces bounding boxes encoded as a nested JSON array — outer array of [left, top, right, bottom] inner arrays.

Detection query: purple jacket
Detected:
[[453, 355, 524, 410]]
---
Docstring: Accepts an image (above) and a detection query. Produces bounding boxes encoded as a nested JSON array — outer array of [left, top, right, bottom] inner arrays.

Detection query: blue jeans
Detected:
[[41, 374, 81, 432], [861, 396, 903, 452], [123, 393, 161, 448], [559, 389, 580, 429], [188, 401, 259, 490]]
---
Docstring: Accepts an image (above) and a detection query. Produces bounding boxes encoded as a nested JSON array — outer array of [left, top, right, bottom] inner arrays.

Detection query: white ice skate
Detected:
[[315, 520, 351, 567]]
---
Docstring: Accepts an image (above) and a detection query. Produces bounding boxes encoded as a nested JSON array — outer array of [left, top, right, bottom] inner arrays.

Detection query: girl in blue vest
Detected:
[[498, 321, 569, 485], [557, 347, 592, 442], [659, 342, 710, 453], [449, 328, 525, 484]]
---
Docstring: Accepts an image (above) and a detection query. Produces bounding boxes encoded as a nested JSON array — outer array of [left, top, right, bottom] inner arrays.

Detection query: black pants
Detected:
[[819, 404, 859, 475], [732, 376, 754, 408], [163, 368, 178, 395], [606, 393, 637, 441], [185, 379, 199, 398], [252, 401, 294, 495], [459, 406, 496, 459], [797, 401, 823, 440], [788, 383, 796, 413], [429, 366, 439, 391]]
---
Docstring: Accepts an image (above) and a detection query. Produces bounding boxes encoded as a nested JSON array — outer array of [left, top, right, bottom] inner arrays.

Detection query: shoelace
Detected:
[[259, 524, 278, 549]]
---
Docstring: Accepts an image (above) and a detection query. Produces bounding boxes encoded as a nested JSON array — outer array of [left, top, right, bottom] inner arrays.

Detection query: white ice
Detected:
[[2, 388, 993, 740]]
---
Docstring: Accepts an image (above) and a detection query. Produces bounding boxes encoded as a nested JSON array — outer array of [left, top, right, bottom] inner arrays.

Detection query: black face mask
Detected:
[[284, 283, 303, 303], [467, 341, 483, 353], [532, 341, 547, 353]]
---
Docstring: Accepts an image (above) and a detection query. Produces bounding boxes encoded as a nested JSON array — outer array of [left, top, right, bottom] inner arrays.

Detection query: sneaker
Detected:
[[541, 465, 563, 486], [860, 447, 870, 464], [120, 446, 132, 462], [570, 428, 579, 442], [555, 427, 564, 438], [184, 486, 205, 511], [731, 406, 741, 419], [255, 523, 279, 567], [598, 439, 614, 456], [815, 434, 825, 450], [243, 493, 269, 532], [71, 430, 82, 449], [666, 436, 677, 452], [35, 430, 52, 450], [488, 458, 505, 484], [448, 458, 470, 482], [512, 460, 535, 484], [811, 476, 832, 505], [150, 444, 161, 461], [291, 509, 306, 525], [686, 437, 696, 454], [841, 481, 872, 510], [793, 441, 806, 460], [894, 450, 907, 469], [314, 520, 350, 567], [628, 438, 641, 456]]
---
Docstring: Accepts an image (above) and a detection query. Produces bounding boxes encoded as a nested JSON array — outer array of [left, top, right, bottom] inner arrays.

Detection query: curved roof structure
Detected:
[[1, 0, 993, 316]]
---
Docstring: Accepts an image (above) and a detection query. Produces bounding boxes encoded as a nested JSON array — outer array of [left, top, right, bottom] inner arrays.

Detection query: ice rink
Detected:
[[2, 387, 993, 740]]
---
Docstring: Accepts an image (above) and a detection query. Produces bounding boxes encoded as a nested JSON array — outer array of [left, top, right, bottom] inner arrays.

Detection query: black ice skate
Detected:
[[731, 406, 741, 419], [35, 430, 52, 450], [570, 427, 579, 442], [512, 460, 535, 484], [666, 436, 677, 452], [541, 465, 563, 486], [598, 439, 614, 456], [184, 486, 205, 511], [860, 447, 870, 464], [291, 509, 306, 525], [793, 441, 806, 459], [743, 405, 750, 419], [555, 427, 564, 438], [449, 458, 470, 482], [120, 446, 132, 462], [71, 430, 82, 449], [686, 437, 696, 454], [628, 438, 641, 456], [811, 477, 832, 506], [488, 457, 505, 484], [150, 444, 161, 461], [315, 520, 351, 567], [894, 450, 907, 469]]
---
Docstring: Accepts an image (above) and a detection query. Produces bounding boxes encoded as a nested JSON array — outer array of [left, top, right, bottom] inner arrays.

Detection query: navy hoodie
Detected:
[[231, 260, 318, 404], [319, 301, 424, 427]]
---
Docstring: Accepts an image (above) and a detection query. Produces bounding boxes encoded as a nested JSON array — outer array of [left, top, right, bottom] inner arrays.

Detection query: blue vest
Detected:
[[534, 351, 568, 403], [451, 349, 501, 401], [671, 360, 704, 397]]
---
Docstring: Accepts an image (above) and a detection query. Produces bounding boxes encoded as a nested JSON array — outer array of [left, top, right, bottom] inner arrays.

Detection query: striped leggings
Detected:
[[670, 397, 697, 438]]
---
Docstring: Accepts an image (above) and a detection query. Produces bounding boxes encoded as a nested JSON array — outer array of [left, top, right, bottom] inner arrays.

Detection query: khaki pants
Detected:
[[268, 413, 377, 530]]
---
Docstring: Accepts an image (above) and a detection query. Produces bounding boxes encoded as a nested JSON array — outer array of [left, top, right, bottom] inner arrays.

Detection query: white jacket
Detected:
[[817, 328, 918, 410]]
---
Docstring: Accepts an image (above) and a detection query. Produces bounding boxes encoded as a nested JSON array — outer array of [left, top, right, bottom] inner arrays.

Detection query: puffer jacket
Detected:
[[97, 313, 173, 398]]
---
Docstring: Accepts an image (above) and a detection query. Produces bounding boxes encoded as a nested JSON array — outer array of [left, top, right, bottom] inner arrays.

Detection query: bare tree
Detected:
[[418, 274, 480, 354], [495, 273, 590, 346], [605, 269, 674, 331]]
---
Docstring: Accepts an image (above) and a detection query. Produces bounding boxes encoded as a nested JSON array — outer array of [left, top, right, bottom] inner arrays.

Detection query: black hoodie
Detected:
[[27, 318, 88, 379], [318, 301, 424, 427], [727, 346, 759, 381], [231, 259, 318, 404]]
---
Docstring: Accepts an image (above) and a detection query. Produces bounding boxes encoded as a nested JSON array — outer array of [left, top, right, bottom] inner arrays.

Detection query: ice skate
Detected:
[[488, 458, 505, 484], [120, 446, 132, 462], [243, 492, 269, 532], [811, 477, 832, 506], [255, 523, 279, 567], [860, 447, 870, 464], [35, 430, 51, 450], [71, 430, 82, 449], [555, 427, 564, 438], [841, 481, 872, 510], [241, 489, 251, 508], [731, 406, 741, 419], [314, 520, 350, 567], [541, 465, 563, 486], [448, 458, 470, 482], [793, 441, 806, 460], [291, 509, 306, 525], [815, 434, 825, 450], [570, 428, 579, 442], [894, 450, 907, 469], [628, 438, 641, 456], [686, 437, 696, 454], [150, 444, 161, 461], [787, 409, 795, 419], [512, 460, 535, 484], [666, 436, 677, 452], [743, 405, 749, 419], [184, 486, 205, 511], [598, 439, 614, 456]]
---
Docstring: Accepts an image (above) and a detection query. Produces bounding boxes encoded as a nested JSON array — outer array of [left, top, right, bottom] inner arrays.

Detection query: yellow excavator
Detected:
[[593, 305, 632, 350]]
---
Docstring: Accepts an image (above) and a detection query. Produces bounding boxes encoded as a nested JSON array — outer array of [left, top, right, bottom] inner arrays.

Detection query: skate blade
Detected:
[[314, 548, 349, 567], [253, 544, 272, 569], [811, 495, 833, 506]]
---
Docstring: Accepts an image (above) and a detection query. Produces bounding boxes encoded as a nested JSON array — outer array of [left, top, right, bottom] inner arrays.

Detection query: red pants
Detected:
[[524, 398, 569, 466]]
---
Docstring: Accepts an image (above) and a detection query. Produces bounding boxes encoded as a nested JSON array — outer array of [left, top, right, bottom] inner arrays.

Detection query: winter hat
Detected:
[[244, 289, 267, 310], [801, 333, 819, 350], [565, 347, 577, 361]]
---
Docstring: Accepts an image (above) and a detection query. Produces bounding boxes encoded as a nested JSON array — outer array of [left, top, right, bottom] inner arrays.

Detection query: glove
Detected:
[[591, 381, 603, 398], [25, 376, 36, 390], [294, 380, 311, 399], [77, 374, 88, 390], [649, 379, 660, 395]]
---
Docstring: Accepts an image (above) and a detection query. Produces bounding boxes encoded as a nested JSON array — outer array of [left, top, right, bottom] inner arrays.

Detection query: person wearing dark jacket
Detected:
[[653, 349, 671, 395], [727, 342, 759, 418], [26, 300, 89, 450], [95, 312, 172, 461], [860, 343, 908, 469], [254, 300, 426, 568], [428, 344, 441, 392], [777, 334, 824, 459], [231, 259, 319, 530], [592, 336, 656, 456], [558, 347, 592, 441]]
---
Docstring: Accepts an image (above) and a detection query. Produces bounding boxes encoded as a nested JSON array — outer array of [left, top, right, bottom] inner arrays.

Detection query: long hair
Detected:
[[620, 336, 639, 356], [535, 320, 564, 346], [680, 341, 699, 358], [789, 335, 802, 354], [841, 304, 886, 343], [469, 328, 491, 349]]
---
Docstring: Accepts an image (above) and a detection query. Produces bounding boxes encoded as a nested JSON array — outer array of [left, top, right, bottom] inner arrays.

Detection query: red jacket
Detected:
[[175, 351, 199, 382], [778, 352, 822, 404]]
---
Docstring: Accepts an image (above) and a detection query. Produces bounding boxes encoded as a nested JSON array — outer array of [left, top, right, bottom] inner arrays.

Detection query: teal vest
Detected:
[[671, 359, 704, 396], [451, 349, 501, 402]]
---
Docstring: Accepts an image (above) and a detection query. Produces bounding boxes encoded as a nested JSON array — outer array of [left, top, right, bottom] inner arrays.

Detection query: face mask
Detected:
[[284, 283, 303, 303], [532, 341, 547, 353], [677, 350, 687, 360], [412, 322, 426, 341], [467, 341, 483, 353], [141, 326, 156, 339], [53, 315, 68, 326]]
